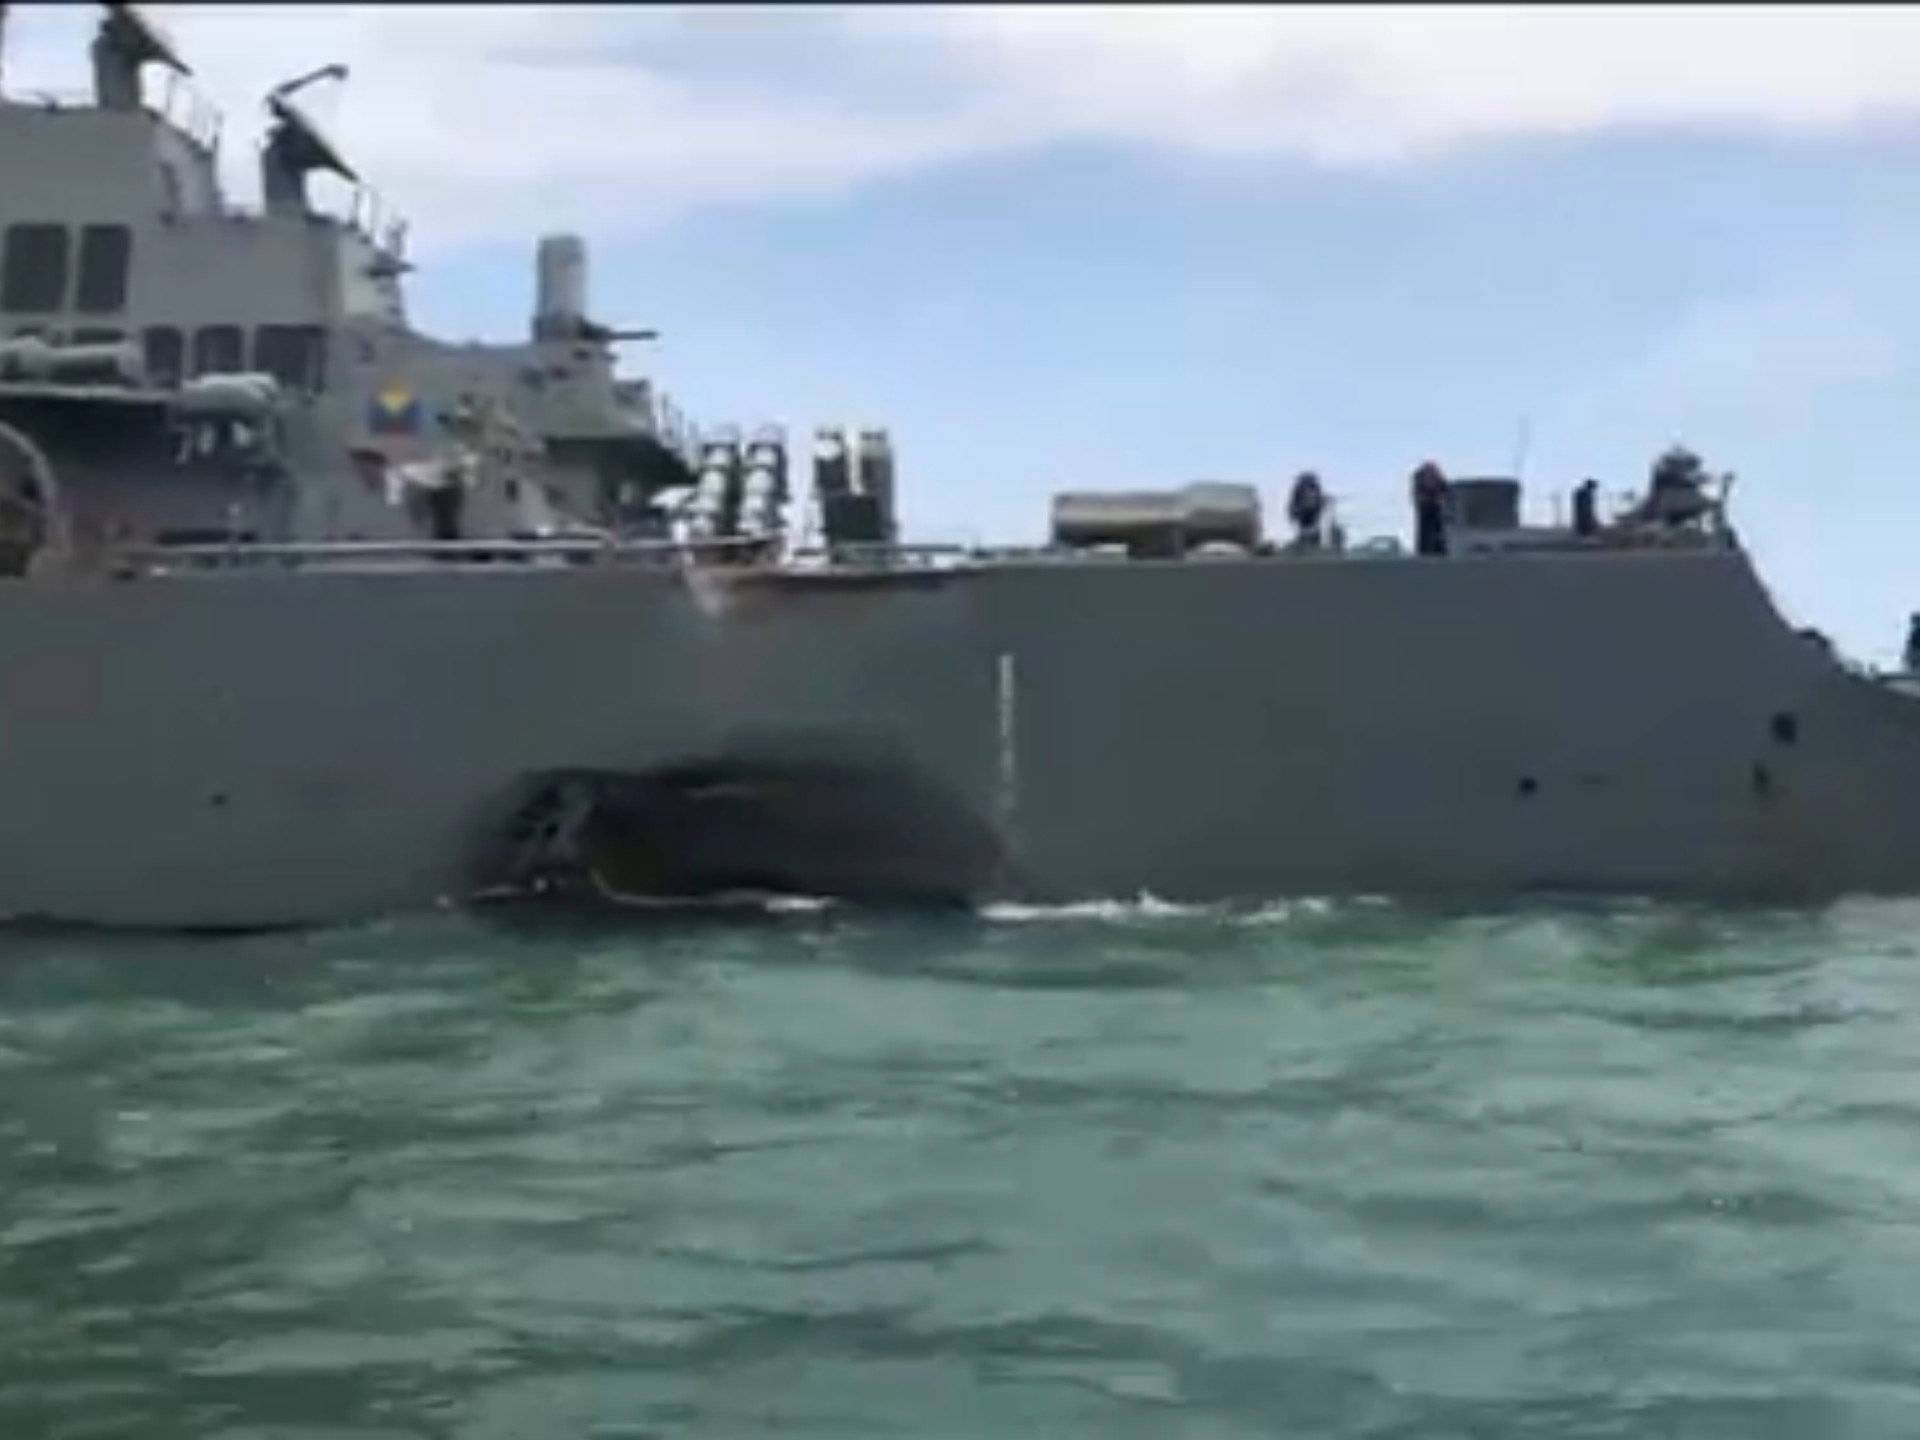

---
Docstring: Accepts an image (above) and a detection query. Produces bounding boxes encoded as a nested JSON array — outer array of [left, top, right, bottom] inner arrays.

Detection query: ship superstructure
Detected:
[[0, 4, 823, 566]]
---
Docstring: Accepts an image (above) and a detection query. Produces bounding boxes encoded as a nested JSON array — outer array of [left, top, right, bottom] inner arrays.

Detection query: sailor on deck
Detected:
[[1287, 471, 1326, 549], [1411, 461, 1448, 556], [1572, 478, 1600, 538]]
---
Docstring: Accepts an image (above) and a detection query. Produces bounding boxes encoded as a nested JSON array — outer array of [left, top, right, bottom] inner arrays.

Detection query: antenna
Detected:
[[269, 62, 347, 108], [95, 3, 190, 112], [1510, 416, 1532, 478], [104, 4, 191, 77], [259, 61, 355, 215]]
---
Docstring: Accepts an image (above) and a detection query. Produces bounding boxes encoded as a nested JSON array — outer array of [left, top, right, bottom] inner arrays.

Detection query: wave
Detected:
[[975, 893, 1393, 926]]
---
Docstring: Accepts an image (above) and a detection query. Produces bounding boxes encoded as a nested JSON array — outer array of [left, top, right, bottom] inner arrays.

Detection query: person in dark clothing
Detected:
[[423, 482, 464, 542], [1572, 477, 1599, 538], [1287, 470, 1326, 548], [1411, 461, 1448, 556], [1904, 613, 1920, 674]]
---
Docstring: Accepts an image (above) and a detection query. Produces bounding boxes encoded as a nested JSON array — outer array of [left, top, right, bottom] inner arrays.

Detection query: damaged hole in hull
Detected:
[[472, 753, 1007, 912]]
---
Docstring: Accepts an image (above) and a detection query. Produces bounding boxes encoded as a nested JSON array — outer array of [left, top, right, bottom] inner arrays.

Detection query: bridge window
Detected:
[[1, 224, 69, 313], [191, 324, 242, 376], [143, 326, 183, 387], [253, 324, 327, 392], [75, 225, 131, 313], [73, 327, 124, 345]]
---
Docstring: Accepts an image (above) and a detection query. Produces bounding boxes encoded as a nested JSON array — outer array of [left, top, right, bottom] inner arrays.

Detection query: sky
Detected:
[[9, 3, 1920, 661]]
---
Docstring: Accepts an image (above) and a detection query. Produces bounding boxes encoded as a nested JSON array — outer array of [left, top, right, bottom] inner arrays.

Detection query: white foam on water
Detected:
[[761, 894, 837, 915], [978, 892, 1219, 924], [978, 893, 1400, 926], [588, 872, 837, 916], [1234, 898, 1331, 926], [1233, 895, 1402, 925]]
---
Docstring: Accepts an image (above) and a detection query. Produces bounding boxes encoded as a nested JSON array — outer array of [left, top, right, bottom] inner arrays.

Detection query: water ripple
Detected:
[[5, 898, 1920, 1438]]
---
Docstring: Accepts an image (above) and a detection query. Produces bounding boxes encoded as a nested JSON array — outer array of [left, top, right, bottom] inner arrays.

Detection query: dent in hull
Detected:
[[473, 750, 1008, 911]]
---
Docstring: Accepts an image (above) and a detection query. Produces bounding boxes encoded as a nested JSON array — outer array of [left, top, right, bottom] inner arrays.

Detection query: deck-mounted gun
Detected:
[[531, 234, 657, 344]]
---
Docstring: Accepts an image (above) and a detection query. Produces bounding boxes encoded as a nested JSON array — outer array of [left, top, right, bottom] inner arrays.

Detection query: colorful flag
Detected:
[[368, 382, 422, 436]]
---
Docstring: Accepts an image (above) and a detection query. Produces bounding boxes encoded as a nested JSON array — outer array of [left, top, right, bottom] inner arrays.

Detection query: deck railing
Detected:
[[80, 524, 1735, 579], [155, 71, 223, 153], [104, 534, 994, 577], [121, 535, 767, 571], [15, 78, 229, 154]]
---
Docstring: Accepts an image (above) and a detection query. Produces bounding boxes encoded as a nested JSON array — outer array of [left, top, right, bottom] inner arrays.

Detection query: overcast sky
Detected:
[[11, 4, 1920, 661]]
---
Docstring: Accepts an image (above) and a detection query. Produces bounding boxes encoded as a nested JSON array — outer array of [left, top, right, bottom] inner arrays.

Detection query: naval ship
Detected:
[[2, 4, 1920, 930]]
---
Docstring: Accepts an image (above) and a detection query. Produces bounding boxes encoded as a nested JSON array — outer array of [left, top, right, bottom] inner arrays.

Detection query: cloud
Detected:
[[1577, 283, 1903, 433], [1533, 228, 1920, 490], [952, 5, 1920, 159], [7, 4, 1920, 246]]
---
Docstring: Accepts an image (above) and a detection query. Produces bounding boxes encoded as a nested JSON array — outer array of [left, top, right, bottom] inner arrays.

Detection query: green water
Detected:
[[4, 896, 1920, 1438]]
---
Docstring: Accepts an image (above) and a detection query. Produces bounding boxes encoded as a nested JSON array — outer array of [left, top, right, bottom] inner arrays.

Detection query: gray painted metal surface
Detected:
[[0, 9, 1916, 929], [3, 544, 1920, 928]]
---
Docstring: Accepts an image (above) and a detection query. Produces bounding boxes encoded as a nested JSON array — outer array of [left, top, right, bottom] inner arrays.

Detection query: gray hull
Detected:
[[4, 545, 1919, 929]]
